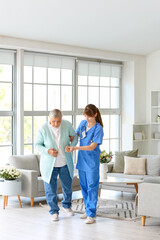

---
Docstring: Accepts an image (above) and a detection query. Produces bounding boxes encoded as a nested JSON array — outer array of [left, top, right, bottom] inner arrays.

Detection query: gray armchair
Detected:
[[9, 154, 80, 207], [138, 179, 160, 226]]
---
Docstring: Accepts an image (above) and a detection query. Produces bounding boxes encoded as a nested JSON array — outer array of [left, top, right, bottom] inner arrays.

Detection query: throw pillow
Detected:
[[124, 156, 146, 175], [139, 155, 160, 176], [112, 149, 138, 173]]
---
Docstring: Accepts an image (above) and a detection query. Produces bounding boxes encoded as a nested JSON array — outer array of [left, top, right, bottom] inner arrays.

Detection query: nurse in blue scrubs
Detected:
[[65, 104, 104, 224]]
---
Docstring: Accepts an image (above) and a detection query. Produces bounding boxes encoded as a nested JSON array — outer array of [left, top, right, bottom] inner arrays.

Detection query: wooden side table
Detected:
[[0, 178, 22, 209]]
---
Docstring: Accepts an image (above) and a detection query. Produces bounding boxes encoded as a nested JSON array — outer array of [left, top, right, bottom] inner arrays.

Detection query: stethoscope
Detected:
[[80, 122, 97, 139]]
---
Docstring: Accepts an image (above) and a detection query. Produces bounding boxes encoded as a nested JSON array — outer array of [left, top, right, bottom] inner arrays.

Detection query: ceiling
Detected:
[[1, 0, 160, 55]]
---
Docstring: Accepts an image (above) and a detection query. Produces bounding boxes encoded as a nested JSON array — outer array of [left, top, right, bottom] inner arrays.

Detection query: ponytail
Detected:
[[83, 104, 103, 127]]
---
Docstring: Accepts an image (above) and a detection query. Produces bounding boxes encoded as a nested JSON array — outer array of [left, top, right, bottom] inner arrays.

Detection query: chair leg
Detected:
[[31, 197, 34, 207], [142, 216, 146, 226]]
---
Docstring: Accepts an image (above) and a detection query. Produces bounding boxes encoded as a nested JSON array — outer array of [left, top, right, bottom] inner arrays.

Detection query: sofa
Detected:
[[8, 154, 81, 207], [99, 154, 160, 194]]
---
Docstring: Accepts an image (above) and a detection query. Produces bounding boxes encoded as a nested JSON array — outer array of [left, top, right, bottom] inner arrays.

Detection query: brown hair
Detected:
[[83, 104, 103, 127]]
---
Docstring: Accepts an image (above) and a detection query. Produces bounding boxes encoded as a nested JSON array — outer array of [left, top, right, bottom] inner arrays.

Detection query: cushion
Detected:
[[112, 149, 138, 173], [139, 155, 160, 176], [124, 156, 146, 175], [8, 154, 41, 176]]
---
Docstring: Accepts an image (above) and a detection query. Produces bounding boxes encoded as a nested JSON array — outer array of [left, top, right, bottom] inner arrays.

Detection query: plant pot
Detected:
[[100, 163, 108, 179]]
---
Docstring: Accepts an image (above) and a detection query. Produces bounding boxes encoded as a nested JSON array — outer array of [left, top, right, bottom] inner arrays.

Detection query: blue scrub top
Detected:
[[76, 120, 104, 172]]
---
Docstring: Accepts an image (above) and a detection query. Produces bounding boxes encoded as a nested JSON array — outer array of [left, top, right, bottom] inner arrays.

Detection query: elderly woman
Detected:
[[35, 109, 78, 221]]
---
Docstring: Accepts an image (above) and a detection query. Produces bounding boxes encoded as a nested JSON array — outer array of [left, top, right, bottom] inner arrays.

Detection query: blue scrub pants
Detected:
[[78, 169, 99, 218], [44, 165, 72, 215]]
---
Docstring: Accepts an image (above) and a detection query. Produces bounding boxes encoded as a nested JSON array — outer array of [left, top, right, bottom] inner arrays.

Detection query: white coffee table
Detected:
[[0, 178, 22, 209], [99, 176, 143, 197]]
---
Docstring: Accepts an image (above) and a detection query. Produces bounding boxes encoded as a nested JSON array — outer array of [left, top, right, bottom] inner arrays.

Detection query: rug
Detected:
[[40, 198, 140, 221], [71, 198, 140, 221]]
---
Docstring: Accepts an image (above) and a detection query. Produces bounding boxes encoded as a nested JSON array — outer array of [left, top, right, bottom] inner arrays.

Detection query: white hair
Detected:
[[49, 109, 62, 118]]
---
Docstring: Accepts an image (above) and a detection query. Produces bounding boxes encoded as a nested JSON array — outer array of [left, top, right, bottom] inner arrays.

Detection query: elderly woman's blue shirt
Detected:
[[35, 120, 78, 183]]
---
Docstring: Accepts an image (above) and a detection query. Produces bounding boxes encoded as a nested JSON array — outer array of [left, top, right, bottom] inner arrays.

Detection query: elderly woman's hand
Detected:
[[69, 136, 74, 142], [48, 148, 58, 157], [65, 146, 75, 152]]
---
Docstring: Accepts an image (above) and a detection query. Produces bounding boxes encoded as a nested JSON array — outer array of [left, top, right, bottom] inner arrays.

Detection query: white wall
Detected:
[[0, 35, 146, 150], [146, 50, 160, 122]]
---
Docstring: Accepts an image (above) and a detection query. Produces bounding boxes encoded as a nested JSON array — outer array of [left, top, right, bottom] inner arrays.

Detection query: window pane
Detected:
[[24, 84, 32, 111], [34, 67, 46, 83], [78, 86, 87, 109], [100, 77, 110, 86], [88, 76, 99, 86], [34, 116, 47, 140], [78, 76, 87, 86], [24, 145, 32, 155], [101, 140, 109, 152], [61, 69, 72, 85], [61, 86, 72, 110], [24, 66, 32, 83], [0, 146, 12, 166], [110, 115, 120, 138], [0, 65, 12, 82], [111, 88, 119, 108], [48, 86, 60, 110], [102, 115, 109, 138], [88, 87, 99, 107], [0, 83, 12, 110], [48, 68, 60, 84], [76, 115, 84, 128], [34, 85, 46, 110], [110, 139, 119, 152], [0, 117, 12, 145], [111, 77, 119, 87], [63, 115, 72, 123], [100, 87, 110, 108], [24, 116, 32, 144]]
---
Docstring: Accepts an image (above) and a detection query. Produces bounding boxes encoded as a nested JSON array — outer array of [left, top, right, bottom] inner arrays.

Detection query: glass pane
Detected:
[[34, 85, 46, 110], [102, 115, 109, 138], [24, 116, 32, 144], [48, 68, 60, 84], [88, 76, 99, 86], [63, 115, 72, 123], [111, 88, 119, 108], [0, 65, 12, 82], [100, 87, 110, 108], [24, 84, 32, 111], [0, 117, 12, 145], [110, 139, 119, 152], [76, 115, 84, 129], [24, 66, 32, 83], [61, 86, 72, 111], [100, 77, 110, 86], [111, 77, 119, 87], [24, 145, 32, 155], [110, 115, 120, 138], [0, 147, 12, 166], [48, 86, 60, 110], [78, 86, 87, 109], [0, 83, 12, 110], [34, 67, 46, 83], [61, 69, 72, 85], [100, 140, 109, 152], [88, 87, 99, 107], [78, 76, 87, 86], [34, 116, 47, 140]]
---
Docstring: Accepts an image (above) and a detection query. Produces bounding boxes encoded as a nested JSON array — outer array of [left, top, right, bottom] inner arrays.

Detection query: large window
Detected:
[[0, 51, 15, 165], [24, 53, 75, 154], [77, 60, 121, 153]]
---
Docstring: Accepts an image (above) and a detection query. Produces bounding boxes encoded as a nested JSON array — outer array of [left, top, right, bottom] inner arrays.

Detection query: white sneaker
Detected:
[[62, 207, 74, 216], [85, 216, 95, 224], [80, 212, 87, 219], [51, 213, 59, 221]]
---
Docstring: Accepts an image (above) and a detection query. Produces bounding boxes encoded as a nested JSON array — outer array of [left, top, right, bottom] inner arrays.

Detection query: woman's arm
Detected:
[[65, 142, 97, 152]]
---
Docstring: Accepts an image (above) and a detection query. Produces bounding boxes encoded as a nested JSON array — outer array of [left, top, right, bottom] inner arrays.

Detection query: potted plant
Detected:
[[157, 115, 160, 123], [0, 165, 21, 180], [100, 151, 113, 179]]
